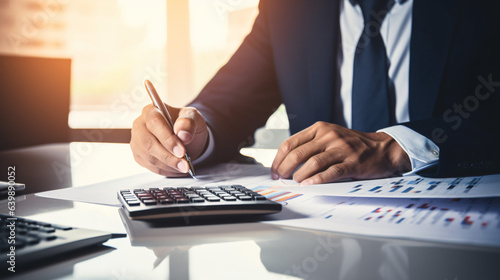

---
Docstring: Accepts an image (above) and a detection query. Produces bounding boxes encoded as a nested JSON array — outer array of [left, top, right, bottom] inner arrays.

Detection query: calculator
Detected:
[[118, 185, 282, 220]]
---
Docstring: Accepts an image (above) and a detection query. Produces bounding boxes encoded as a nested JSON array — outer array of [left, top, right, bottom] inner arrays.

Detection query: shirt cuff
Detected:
[[377, 125, 440, 175], [192, 126, 215, 165]]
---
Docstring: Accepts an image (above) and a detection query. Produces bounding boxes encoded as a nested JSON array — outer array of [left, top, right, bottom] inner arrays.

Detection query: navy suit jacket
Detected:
[[190, 0, 500, 177]]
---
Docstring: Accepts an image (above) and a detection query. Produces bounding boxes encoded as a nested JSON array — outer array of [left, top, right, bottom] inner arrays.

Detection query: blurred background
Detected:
[[0, 0, 289, 165], [0, 0, 288, 126]]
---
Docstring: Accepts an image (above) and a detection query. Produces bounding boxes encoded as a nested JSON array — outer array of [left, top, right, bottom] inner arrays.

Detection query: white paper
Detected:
[[261, 174, 500, 198], [263, 193, 500, 247], [36, 163, 282, 206]]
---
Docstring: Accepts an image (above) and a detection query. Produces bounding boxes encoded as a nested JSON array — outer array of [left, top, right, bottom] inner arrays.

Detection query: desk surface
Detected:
[[1, 143, 499, 279]]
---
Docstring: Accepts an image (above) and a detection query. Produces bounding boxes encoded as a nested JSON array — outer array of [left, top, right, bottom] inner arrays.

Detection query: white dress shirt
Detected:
[[197, 0, 440, 174], [339, 0, 438, 173]]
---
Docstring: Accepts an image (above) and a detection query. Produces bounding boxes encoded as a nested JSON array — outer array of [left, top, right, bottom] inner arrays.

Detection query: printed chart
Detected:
[[252, 186, 303, 203], [269, 174, 500, 198], [268, 195, 500, 247]]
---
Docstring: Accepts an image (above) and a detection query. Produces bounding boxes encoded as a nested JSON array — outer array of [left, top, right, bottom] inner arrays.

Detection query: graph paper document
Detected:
[[269, 174, 500, 198], [258, 189, 500, 247]]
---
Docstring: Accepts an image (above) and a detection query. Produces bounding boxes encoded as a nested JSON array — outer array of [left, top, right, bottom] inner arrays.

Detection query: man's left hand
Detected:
[[271, 122, 411, 185]]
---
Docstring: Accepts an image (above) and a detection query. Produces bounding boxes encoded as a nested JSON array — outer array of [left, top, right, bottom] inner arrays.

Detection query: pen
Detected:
[[144, 79, 197, 179]]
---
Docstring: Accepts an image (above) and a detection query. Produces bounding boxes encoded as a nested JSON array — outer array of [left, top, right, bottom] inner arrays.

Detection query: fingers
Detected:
[[130, 104, 189, 176], [144, 105, 186, 158], [173, 107, 206, 145], [273, 140, 324, 179], [270, 122, 401, 185], [133, 150, 189, 177], [271, 127, 317, 179], [292, 149, 351, 185], [299, 162, 355, 186]]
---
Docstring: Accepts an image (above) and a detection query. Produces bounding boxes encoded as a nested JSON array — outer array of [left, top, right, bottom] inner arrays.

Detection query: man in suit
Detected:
[[130, 0, 500, 185]]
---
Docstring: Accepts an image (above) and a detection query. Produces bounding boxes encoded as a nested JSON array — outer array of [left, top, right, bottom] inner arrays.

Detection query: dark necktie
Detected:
[[351, 0, 392, 132]]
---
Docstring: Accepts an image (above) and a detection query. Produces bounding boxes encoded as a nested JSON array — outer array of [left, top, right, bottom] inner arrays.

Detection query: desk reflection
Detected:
[[120, 208, 500, 280]]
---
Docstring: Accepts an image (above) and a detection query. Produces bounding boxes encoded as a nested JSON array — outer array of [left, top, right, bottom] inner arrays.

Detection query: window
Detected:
[[1, 0, 283, 130]]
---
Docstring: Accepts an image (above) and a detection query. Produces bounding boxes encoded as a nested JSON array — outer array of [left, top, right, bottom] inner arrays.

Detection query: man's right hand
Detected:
[[130, 104, 209, 177]]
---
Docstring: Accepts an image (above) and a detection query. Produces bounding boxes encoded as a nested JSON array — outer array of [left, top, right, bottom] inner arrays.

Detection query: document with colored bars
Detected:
[[253, 174, 500, 248]]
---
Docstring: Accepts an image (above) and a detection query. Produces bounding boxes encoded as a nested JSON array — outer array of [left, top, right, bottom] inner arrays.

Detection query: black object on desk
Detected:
[[118, 185, 282, 220], [0, 214, 126, 268], [0, 55, 71, 151]]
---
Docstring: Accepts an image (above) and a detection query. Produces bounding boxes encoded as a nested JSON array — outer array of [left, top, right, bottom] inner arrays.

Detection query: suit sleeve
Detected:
[[401, 1, 500, 178], [403, 30, 500, 177], [188, 1, 282, 163], [403, 98, 500, 177]]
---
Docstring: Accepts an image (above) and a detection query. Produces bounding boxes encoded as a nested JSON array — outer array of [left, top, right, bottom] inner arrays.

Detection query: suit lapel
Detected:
[[409, 0, 464, 120], [306, 0, 340, 123]]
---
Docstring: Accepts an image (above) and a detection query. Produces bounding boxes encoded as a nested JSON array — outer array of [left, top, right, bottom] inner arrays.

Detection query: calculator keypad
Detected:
[[120, 185, 267, 207]]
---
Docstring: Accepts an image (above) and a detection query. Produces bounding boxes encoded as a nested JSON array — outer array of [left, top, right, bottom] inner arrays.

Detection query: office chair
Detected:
[[0, 55, 71, 151]]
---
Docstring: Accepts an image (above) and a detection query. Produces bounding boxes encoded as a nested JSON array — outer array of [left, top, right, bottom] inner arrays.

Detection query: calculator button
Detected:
[[197, 191, 211, 196], [238, 196, 252, 201], [127, 201, 140, 206], [159, 198, 174, 204], [175, 198, 190, 203], [222, 196, 237, 201], [230, 193, 245, 198], [143, 200, 157, 205], [253, 195, 267, 200], [206, 197, 221, 202], [212, 191, 226, 196], [191, 198, 205, 203]]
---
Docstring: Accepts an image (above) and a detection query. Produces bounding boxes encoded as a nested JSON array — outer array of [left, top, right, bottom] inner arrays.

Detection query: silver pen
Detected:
[[144, 79, 197, 179]]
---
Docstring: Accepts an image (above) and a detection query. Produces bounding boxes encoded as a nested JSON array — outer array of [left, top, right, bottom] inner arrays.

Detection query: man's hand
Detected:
[[271, 122, 411, 185], [130, 104, 209, 177]]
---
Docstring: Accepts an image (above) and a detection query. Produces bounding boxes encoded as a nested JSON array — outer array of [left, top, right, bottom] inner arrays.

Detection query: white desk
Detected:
[[1, 143, 499, 279]]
